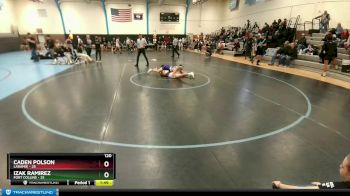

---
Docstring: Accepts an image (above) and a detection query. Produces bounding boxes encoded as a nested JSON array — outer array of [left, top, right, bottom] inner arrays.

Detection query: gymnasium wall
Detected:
[[0, 36, 21, 53], [9, 0, 350, 37], [106, 1, 147, 35], [0, 0, 16, 34], [187, 0, 226, 35], [149, 3, 186, 35], [11, 0, 228, 36], [14, 0, 62, 35], [12, 0, 194, 35], [0, 0, 20, 53], [323, 1, 350, 29], [222, 0, 350, 31], [61, 0, 106, 34]]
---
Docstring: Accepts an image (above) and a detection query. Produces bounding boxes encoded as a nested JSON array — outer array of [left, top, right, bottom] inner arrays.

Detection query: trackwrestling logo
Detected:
[[1, 188, 57, 195]]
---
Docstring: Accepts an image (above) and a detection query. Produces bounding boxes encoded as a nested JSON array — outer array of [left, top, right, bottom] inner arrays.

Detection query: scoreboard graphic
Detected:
[[7, 153, 116, 186], [160, 12, 180, 22]]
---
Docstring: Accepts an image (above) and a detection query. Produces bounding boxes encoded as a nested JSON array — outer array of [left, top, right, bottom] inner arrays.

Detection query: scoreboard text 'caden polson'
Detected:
[[13, 160, 55, 165]]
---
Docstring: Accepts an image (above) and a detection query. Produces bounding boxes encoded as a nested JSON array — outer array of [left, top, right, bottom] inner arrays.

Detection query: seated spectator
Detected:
[[341, 29, 349, 41], [279, 42, 297, 67], [205, 43, 212, 56], [77, 43, 84, 53], [216, 41, 225, 54], [339, 30, 350, 48], [53, 45, 72, 65], [233, 39, 240, 52], [201, 17, 298, 59], [267, 48, 279, 66], [193, 41, 199, 52], [271, 20, 277, 32], [331, 29, 337, 37], [282, 18, 288, 30], [343, 36, 350, 50], [302, 44, 315, 55], [272, 154, 350, 189], [252, 22, 259, 33], [262, 23, 270, 34], [244, 20, 251, 30], [199, 41, 204, 52], [336, 23, 344, 39], [297, 33, 308, 53], [268, 41, 290, 66], [37, 45, 51, 60]]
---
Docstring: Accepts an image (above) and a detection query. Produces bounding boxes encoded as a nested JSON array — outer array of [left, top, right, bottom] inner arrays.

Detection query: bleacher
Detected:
[[263, 32, 350, 81], [198, 16, 350, 81]]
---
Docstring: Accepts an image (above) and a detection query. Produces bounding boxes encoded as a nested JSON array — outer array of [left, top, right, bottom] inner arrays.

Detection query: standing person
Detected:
[[115, 37, 122, 54], [131, 40, 136, 53], [164, 36, 169, 50], [336, 23, 344, 39], [179, 37, 183, 51], [172, 37, 180, 58], [272, 154, 350, 189], [68, 30, 73, 40], [316, 11, 330, 33], [95, 36, 102, 62], [182, 37, 186, 50], [77, 36, 84, 53], [245, 20, 251, 30], [26, 33, 39, 62], [321, 33, 338, 77], [159, 36, 164, 51], [205, 43, 212, 56], [233, 39, 240, 54], [46, 35, 55, 59], [85, 35, 92, 57], [216, 41, 225, 55], [126, 37, 131, 53], [65, 36, 74, 55], [245, 32, 254, 64], [77, 36, 83, 46], [153, 34, 157, 51], [135, 34, 149, 67], [102, 37, 107, 51], [111, 38, 116, 53], [255, 35, 267, 66]]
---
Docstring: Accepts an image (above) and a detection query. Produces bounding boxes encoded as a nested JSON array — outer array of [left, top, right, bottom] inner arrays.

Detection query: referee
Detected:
[[171, 37, 180, 58], [135, 34, 149, 67]]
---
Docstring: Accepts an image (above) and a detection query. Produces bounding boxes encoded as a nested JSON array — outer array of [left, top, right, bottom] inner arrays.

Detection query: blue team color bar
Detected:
[[1, 188, 58, 196]]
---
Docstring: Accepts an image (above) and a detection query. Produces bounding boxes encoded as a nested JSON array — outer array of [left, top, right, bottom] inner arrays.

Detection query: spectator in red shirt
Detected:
[[164, 36, 169, 49], [341, 29, 349, 41]]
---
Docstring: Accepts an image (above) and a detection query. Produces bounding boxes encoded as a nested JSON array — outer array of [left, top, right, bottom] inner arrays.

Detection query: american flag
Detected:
[[111, 8, 132, 22]]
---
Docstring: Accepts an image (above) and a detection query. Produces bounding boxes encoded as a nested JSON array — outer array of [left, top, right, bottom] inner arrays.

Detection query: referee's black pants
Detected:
[[172, 46, 179, 57], [135, 48, 149, 67]]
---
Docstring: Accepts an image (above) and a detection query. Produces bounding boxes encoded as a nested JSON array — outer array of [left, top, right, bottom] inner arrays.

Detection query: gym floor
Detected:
[[0, 50, 349, 189]]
